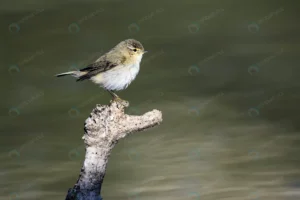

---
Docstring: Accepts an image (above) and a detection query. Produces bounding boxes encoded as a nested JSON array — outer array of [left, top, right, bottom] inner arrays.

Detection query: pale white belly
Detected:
[[91, 63, 140, 91]]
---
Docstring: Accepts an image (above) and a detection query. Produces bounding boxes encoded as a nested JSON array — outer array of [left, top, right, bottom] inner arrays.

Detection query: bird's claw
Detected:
[[111, 97, 129, 107]]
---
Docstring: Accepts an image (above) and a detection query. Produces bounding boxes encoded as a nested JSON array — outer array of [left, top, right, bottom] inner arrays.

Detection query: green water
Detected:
[[1, 0, 300, 199]]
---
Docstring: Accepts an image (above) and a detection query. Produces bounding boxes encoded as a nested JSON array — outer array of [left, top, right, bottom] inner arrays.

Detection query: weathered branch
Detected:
[[65, 101, 163, 200]]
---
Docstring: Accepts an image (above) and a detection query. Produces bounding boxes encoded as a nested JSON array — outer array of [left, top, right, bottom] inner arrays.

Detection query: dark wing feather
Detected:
[[76, 60, 118, 81]]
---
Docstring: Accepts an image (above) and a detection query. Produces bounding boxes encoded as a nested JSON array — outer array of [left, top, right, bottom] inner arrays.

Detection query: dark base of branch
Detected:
[[65, 188, 102, 200]]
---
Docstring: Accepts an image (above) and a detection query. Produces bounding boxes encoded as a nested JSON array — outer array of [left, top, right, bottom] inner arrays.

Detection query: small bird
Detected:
[[55, 39, 147, 103]]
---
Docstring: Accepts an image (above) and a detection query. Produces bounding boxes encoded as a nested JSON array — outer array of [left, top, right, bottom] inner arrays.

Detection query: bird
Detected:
[[55, 39, 147, 104]]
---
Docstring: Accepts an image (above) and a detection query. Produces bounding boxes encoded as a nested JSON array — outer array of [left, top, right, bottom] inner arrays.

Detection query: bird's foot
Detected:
[[111, 96, 129, 107]]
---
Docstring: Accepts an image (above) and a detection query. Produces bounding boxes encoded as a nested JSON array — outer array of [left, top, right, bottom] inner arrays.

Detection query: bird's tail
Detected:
[[55, 71, 83, 78]]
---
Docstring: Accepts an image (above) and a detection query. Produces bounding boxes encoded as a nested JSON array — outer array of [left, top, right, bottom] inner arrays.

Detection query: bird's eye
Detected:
[[133, 49, 137, 52]]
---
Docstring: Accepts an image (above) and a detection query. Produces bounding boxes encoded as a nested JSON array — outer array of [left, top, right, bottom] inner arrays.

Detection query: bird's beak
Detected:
[[143, 51, 148, 54]]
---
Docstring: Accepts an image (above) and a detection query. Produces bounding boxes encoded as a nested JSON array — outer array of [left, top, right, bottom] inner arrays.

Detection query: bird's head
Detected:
[[116, 39, 147, 64]]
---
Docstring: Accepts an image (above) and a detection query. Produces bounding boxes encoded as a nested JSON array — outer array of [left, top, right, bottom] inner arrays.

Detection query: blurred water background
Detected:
[[1, 0, 300, 199]]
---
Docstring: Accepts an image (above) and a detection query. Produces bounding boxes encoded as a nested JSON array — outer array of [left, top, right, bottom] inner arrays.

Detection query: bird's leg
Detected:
[[107, 90, 119, 99], [107, 90, 129, 107]]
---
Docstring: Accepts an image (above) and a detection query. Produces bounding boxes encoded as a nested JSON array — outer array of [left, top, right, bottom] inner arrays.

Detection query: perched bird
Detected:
[[55, 39, 147, 103]]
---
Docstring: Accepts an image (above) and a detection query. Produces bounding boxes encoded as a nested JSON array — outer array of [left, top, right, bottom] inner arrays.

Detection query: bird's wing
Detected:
[[76, 60, 118, 81]]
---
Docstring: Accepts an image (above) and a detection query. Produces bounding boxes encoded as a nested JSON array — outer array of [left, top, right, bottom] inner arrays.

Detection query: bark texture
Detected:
[[65, 101, 163, 200]]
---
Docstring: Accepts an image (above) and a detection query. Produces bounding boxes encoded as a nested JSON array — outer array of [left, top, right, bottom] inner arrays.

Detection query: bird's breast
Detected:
[[98, 63, 140, 91]]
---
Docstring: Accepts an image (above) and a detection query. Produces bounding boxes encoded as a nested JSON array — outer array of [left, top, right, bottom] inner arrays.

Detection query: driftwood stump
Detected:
[[65, 101, 163, 200]]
